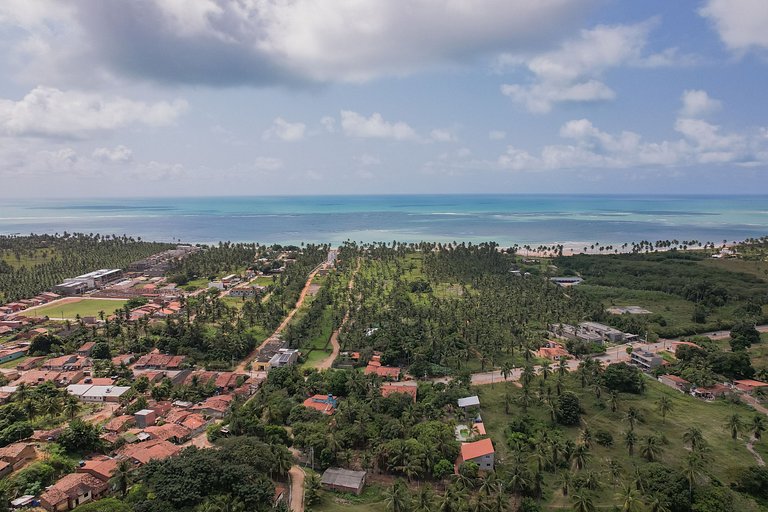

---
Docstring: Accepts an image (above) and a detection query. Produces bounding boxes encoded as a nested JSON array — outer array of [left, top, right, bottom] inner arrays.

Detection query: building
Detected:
[[134, 409, 157, 428], [133, 353, 186, 370], [303, 394, 338, 415], [268, 348, 300, 369], [550, 276, 584, 286], [691, 384, 729, 401], [458, 396, 480, 409], [104, 415, 135, 433], [0, 347, 26, 365], [535, 345, 570, 361], [456, 438, 495, 471], [630, 349, 663, 371], [578, 322, 625, 343], [252, 338, 288, 371], [381, 381, 418, 402], [364, 364, 401, 380], [192, 394, 233, 418], [67, 385, 130, 403], [658, 374, 690, 393], [118, 439, 182, 465], [320, 468, 367, 495], [39, 472, 109, 512], [77, 342, 95, 357], [733, 379, 768, 394], [77, 457, 117, 482], [0, 443, 36, 471]]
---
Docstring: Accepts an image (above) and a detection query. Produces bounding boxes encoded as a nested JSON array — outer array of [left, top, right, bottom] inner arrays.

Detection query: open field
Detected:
[[701, 257, 768, 280], [0, 248, 56, 269], [312, 484, 387, 512], [478, 374, 763, 509], [26, 298, 128, 319]]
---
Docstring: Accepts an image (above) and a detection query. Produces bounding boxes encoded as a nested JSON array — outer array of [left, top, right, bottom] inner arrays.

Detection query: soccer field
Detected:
[[28, 298, 128, 319]]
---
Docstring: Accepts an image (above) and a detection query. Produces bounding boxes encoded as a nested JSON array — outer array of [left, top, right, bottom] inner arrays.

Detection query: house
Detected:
[[191, 394, 233, 418], [456, 438, 495, 472], [0, 443, 37, 470], [658, 374, 690, 393], [630, 349, 663, 371], [143, 423, 191, 444], [111, 354, 135, 367], [77, 342, 95, 357], [733, 379, 768, 394], [133, 353, 186, 370], [691, 384, 730, 401], [104, 415, 135, 433], [458, 396, 481, 409], [302, 394, 338, 415], [118, 439, 181, 465], [535, 346, 571, 361], [134, 409, 157, 429], [180, 413, 208, 436], [268, 348, 300, 369], [16, 356, 45, 371], [68, 385, 131, 403], [364, 364, 401, 380], [381, 381, 418, 402], [39, 472, 109, 512], [320, 468, 367, 495], [43, 355, 89, 371], [578, 322, 624, 343], [77, 457, 117, 482], [0, 347, 27, 365]]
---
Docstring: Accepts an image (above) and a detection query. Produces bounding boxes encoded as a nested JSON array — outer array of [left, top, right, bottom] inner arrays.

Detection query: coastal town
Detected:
[[0, 236, 766, 512]]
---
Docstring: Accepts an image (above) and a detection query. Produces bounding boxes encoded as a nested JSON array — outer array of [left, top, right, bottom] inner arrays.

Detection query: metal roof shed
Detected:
[[321, 468, 367, 495]]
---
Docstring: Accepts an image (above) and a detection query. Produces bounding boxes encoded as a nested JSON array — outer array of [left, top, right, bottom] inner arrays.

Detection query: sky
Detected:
[[1, 0, 767, 197]]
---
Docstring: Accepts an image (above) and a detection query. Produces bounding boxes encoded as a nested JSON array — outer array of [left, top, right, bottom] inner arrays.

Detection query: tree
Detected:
[[656, 396, 673, 424], [624, 431, 637, 457], [683, 427, 705, 451], [725, 414, 743, 440], [111, 459, 134, 497], [602, 363, 645, 394], [617, 483, 643, 512], [58, 418, 102, 453], [750, 415, 766, 441], [570, 492, 595, 512], [624, 407, 641, 432], [733, 465, 768, 500], [640, 435, 663, 462], [556, 392, 581, 426], [385, 479, 411, 512], [607, 390, 620, 413], [304, 473, 322, 507]]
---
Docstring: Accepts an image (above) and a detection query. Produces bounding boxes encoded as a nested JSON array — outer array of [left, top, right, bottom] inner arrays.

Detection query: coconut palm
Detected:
[[617, 483, 643, 512], [111, 459, 133, 497], [571, 492, 595, 512], [624, 407, 641, 431], [751, 414, 766, 441], [414, 485, 434, 512], [726, 414, 743, 440], [571, 444, 590, 471], [624, 430, 637, 457], [385, 480, 411, 512], [63, 397, 81, 420], [640, 435, 663, 462], [607, 390, 620, 413], [682, 426, 705, 451], [656, 396, 673, 424], [645, 494, 671, 512]]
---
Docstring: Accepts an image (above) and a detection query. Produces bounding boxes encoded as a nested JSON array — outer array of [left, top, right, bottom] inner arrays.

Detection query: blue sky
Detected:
[[0, 0, 767, 197]]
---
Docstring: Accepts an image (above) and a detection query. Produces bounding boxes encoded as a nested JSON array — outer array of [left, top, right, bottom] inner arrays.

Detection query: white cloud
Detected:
[[92, 145, 133, 163], [679, 90, 721, 118], [430, 129, 456, 142], [700, 0, 768, 53], [320, 116, 336, 133], [498, 93, 768, 171], [340, 111, 418, 141], [0, 86, 187, 138], [253, 157, 284, 171], [489, 130, 507, 140], [499, 21, 693, 113], [0, 0, 595, 86], [356, 154, 381, 166], [263, 117, 306, 142]]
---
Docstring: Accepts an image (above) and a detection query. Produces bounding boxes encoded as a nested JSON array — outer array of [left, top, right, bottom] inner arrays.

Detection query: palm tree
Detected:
[[385, 480, 411, 512], [63, 397, 81, 420], [571, 444, 590, 471], [414, 485, 434, 512], [682, 426, 705, 451], [559, 470, 573, 496], [624, 407, 641, 431], [111, 459, 133, 497], [624, 431, 637, 457], [645, 494, 671, 512], [751, 415, 766, 441], [607, 390, 620, 413], [640, 435, 663, 462], [438, 484, 466, 512], [726, 414, 743, 440], [617, 483, 643, 512], [571, 492, 595, 512], [656, 396, 673, 424], [683, 452, 707, 504]]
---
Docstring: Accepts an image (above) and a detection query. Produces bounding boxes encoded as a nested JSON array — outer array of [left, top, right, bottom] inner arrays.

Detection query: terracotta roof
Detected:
[[40, 472, 108, 507], [0, 443, 33, 461], [661, 374, 689, 384], [181, 413, 207, 431], [733, 379, 768, 388], [381, 381, 418, 401], [104, 415, 135, 432], [144, 423, 190, 442], [473, 423, 487, 436], [165, 409, 192, 424], [78, 457, 118, 481], [119, 439, 181, 464], [364, 365, 401, 378], [460, 438, 494, 461], [303, 394, 337, 415]]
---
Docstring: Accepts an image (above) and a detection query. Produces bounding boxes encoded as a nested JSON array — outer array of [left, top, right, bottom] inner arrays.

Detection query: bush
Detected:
[[555, 392, 581, 425], [733, 466, 768, 500], [595, 430, 613, 447]]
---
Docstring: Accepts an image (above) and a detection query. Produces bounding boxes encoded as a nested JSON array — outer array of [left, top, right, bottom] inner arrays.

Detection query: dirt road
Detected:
[[288, 465, 306, 512], [235, 263, 326, 373], [313, 258, 360, 370]]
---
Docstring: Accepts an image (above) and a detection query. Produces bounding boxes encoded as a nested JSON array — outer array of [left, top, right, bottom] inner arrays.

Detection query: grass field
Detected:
[[312, 483, 387, 512], [28, 298, 128, 319], [477, 374, 763, 509], [0, 248, 56, 269], [700, 258, 768, 281]]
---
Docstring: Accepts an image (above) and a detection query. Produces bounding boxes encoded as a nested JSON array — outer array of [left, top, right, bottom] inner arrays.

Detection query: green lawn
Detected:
[[27, 299, 128, 319], [476, 373, 763, 510], [253, 276, 277, 286], [312, 483, 387, 512]]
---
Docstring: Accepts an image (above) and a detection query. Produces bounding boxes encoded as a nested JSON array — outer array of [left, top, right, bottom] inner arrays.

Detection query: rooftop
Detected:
[[460, 438, 495, 461]]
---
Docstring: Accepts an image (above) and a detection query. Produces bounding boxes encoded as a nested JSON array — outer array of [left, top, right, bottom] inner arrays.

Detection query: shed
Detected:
[[457, 396, 480, 408], [321, 468, 367, 495]]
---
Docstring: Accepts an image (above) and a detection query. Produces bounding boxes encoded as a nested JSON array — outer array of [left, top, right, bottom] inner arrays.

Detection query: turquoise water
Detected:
[[0, 195, 766, 246]]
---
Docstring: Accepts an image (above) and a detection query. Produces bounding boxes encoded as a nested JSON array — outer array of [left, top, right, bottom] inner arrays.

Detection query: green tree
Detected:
[[656, 396, 673, 424]]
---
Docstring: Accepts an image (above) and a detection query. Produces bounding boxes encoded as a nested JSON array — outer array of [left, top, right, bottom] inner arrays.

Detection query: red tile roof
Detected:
[[364, 365, 401, 379], [460, 438, 494, 461], [119, 439, 181, 464], [381, 381, 418, 401], [302, 394, 337, 415]]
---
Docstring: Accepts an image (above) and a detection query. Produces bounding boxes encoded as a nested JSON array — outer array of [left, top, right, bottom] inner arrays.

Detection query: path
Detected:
[[746, 437, 766, 467], [235, 263, 326, 372], [288, 465, 306, 512], [313, 258, 360, 370]]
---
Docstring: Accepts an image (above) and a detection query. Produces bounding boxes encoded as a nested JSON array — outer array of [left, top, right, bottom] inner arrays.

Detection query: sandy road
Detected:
[[313, 258, 360, 371], [288, 465, 306, 512]]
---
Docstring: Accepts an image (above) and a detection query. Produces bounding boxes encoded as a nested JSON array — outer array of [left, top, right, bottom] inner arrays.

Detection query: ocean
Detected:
[[1, 195, 766, 247]]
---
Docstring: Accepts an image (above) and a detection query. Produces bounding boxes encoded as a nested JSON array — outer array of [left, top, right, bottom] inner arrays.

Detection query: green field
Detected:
[[0, 247, 56, 269], [28, 299, 128, 319]]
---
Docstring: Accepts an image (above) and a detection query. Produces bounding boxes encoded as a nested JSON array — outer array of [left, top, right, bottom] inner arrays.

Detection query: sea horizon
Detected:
[[1, 193, 767, 247]]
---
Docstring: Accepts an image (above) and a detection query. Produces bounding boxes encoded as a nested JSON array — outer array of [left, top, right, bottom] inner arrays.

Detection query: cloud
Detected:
[[679, 90, 721, 118], [489, 130, 507, 140], [356, 154, 381, 166], [263, 117, 306, 141], [498, 93, 767, 170], [430, 129, 456, 142], [1, 0, 595, 86], [0, 86, 187, 138], [499, 21, 694, 113], [253, 156, 284, 171], [92, 145, 133, 163], [700, 0, 768, 54], [340, 111, 418, 141], [320, 116, 336, 133]]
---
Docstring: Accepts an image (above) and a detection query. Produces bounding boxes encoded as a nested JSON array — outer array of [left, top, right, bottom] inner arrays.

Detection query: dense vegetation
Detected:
[[0, 234, 173, 302]]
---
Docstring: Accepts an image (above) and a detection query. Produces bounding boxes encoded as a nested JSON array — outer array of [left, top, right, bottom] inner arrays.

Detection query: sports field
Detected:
[[28, 298, 128, 319]]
